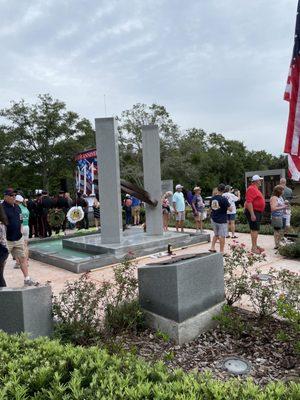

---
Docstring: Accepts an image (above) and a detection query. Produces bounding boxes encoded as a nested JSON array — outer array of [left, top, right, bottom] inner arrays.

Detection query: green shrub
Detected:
[[278, 241, 300, 259], [104, 299, 145, 334], [249, 268, 280, 318], [213, 305, 247, 338], [236, 208, 248, 224], [0, 332, 299, 399], [53, 255, 145, 344], [52, 274, 111, 345], [169, 220, 275, 235], [276, 271, 300, 353], [224, 242, 266, 306], [291, 205, 300, 227]]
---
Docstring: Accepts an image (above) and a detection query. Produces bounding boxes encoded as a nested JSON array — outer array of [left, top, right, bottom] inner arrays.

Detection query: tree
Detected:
[[117, 103, 180, 186], [0, 94, 95, 192]]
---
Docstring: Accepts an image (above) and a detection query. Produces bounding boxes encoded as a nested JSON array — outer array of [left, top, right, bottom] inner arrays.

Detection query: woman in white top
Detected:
[[222, 185, 240, 239], [270, 185, 287, 249]]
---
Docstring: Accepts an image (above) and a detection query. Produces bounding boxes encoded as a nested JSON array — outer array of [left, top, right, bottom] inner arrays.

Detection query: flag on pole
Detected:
[[284, 0, 300, 181]]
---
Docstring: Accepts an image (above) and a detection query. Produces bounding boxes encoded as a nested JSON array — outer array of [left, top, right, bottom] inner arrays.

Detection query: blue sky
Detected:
[[0, 0, 297, 155]]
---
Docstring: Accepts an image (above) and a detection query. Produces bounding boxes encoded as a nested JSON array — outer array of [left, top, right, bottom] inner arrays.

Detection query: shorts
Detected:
[[193, 211, 203, 221], [227, 214, 236, 221], [6, 237, 26, 259], [245, 209, 262, 231], [211, 220, 228, 237], [131, 206, 140, 216], [22, 226, 29, 240], [175, 211, 185, 221]]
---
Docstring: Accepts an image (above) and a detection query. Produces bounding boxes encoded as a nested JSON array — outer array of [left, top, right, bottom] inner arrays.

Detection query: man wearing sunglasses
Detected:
[[2, 189, 36, 286]]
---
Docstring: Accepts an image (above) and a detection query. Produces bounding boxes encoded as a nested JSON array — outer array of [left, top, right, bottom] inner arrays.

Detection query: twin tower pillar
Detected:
[[95, 118, 163, 244]]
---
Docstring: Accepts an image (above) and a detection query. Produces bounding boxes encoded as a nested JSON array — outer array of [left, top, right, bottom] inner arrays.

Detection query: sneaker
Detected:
[[24, 277, 37, 286], [14, 262, 20, 269]]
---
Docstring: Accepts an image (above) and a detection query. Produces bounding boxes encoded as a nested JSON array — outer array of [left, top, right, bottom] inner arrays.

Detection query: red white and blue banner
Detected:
[[284, 1, 300, 181], [75, 149, 98, 195]]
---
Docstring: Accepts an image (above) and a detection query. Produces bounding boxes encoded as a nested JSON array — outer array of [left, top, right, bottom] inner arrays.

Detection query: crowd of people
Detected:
[[0, 176, 294, 287], [160, 176, 293, 255], [0, 188, 101, 287]]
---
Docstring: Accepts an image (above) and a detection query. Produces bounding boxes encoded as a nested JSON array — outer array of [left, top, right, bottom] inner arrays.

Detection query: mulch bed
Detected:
[[111, 308, 300, 386]]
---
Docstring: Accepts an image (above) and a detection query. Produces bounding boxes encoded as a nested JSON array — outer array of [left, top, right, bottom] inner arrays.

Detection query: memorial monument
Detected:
[[138, 252, 225, 344], [29, 117, 210, 273]]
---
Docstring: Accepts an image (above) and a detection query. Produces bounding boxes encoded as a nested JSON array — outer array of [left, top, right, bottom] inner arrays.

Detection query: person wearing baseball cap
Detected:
[[172, 184, 185, 232], [15, 195, 30, 270], [2, 189, 36, 285], [245, 175, 265, 254]]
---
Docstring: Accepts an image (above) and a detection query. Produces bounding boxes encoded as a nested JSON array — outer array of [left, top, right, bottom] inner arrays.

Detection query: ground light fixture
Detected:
[[222, 356, 251, 375]]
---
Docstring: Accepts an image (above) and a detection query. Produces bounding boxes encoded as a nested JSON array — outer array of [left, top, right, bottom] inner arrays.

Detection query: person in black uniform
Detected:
[[37, 191, 53, 237], [55, 190, 69, 234], [27, 195, 38, 238]]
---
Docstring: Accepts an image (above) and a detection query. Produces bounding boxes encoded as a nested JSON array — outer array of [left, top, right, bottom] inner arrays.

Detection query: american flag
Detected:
[[284, 0, 300, 181]]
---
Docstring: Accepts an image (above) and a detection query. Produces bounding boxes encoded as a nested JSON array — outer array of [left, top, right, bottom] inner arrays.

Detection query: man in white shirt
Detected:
[[222, 185, 240, 239], [172, 184, 185, 232]]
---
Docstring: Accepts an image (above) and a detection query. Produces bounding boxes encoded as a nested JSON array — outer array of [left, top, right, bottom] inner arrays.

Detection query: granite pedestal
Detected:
[[0, 285, 53, 338], [138, 252, 225, 344]]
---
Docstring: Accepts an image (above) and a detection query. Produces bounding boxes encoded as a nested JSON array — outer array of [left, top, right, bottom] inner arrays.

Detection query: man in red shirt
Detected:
[[245, 175, 266, 254]]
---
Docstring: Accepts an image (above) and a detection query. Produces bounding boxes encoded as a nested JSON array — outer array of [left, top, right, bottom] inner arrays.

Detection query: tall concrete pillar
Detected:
[[95, 117, 122, 244], [142, 125, 163, 236]]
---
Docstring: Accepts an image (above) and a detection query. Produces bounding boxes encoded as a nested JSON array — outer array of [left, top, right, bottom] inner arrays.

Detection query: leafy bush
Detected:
[[103, 254, 145, 334], [0, 332, 299, 399], [236, 208, 248, 224], [52, 274, 111, 345], [291, 205, 300, 227], [213, 304, 247, 338], [279, 241, 300, 259], [249, 269, 279, 318], [276, 271, 300, 353], [223, 242, 266, 306], [53, 255, 145, 344], [104, 299, 145, 334], [169, 219, 275, 235], [224, 243, 299, 320]]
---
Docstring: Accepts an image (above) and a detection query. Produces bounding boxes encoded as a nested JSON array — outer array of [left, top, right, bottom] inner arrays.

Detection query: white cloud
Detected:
[[0, 0, 296, 155]]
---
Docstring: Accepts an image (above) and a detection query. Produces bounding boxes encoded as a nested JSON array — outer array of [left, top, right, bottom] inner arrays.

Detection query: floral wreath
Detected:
[[67, 206, 84, 224], [47, 209, 66, 228]]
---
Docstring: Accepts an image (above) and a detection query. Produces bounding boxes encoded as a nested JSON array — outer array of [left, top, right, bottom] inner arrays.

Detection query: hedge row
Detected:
[[0, 332, 299, 399]]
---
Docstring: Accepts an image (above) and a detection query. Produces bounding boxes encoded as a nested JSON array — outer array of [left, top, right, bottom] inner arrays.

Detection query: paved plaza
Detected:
[[4, 228, 299, 297]]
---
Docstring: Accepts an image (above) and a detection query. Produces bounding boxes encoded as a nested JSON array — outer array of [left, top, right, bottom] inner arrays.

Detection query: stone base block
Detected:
[[144, 301, 225, 344], [0, 285, 53, 338], [139, 252, 224, 323]]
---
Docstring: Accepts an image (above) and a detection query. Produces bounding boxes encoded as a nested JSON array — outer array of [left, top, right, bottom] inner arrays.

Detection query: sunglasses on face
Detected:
[[8, 194, 16, 197]]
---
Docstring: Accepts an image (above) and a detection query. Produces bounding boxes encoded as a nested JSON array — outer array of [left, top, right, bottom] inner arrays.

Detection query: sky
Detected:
[[0, 0, 297, 155]]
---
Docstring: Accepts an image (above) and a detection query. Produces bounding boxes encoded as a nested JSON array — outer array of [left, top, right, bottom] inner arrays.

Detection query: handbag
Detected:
[[271, 216, 283, 229]]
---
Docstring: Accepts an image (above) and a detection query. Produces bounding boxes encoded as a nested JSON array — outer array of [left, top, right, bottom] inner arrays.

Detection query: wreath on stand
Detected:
[[67, 206, 84, 224], [47, 209, 66, 228]]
